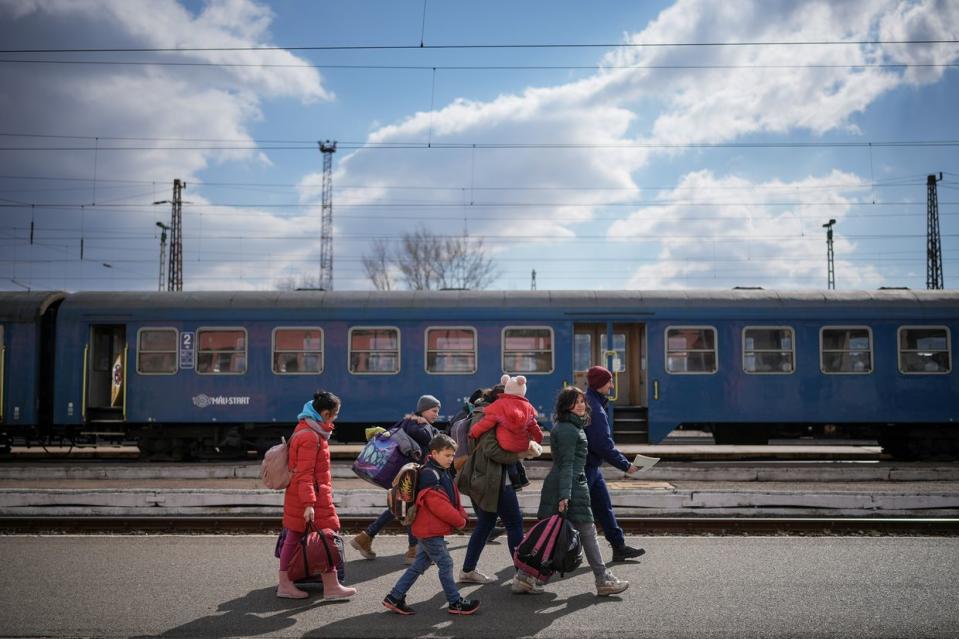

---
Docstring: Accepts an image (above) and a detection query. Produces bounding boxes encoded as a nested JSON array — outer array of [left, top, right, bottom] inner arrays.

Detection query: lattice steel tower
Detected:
[[156, 221, 170, 291], [318, 141, 337, 291], [927, 173, 944, 289], [167, 179, 185, 291], [823, 219, 836, 290]]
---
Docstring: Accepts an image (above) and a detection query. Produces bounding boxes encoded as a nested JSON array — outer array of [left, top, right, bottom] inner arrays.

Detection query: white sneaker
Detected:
[[510, 572, 544, 594], [458, 569, 495, 584], [596, 572, 629, 596]]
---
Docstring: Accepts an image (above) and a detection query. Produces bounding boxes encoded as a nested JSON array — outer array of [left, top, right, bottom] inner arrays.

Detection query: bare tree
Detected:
[[361, 239, 396, 291], [363, 227, 499, 290]]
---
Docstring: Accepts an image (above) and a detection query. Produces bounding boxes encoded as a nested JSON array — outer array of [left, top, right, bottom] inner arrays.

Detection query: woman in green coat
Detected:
[[536, 387, 629, 596]]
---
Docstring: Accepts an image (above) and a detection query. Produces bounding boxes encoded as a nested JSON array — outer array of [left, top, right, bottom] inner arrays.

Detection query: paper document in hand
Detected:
[[630, 454, 660, 472]]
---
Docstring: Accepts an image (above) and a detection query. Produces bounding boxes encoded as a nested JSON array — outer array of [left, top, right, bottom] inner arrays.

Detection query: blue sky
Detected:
[[1, 0, 957, 292]]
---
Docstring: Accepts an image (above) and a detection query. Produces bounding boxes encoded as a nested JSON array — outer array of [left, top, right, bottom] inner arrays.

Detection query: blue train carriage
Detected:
[[641, 290, 959, 458], [49, 291, 576, 457], [47, 289, 958, 459], [0, 292, 65, 448]]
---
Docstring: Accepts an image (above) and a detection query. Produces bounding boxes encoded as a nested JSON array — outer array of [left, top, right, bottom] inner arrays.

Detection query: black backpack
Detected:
[[551, 516, 583, 577]]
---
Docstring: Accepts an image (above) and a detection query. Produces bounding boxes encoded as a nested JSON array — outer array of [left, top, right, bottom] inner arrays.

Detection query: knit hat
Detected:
[[587, 366, 612, 390], [416, 394, 441, 414], [500, 374, 527, 397]]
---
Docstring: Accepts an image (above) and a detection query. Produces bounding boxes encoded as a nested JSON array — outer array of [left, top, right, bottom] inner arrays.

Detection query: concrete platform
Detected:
[[6, 440, 884, 462], [2, 476, 958, 519]]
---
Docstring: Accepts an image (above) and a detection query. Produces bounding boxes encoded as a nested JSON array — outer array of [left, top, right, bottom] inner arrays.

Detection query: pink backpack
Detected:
[[260, 429, 308, 489]]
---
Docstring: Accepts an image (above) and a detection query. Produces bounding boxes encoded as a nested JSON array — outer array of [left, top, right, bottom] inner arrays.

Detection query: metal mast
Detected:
[[318, 141, 337, 290], [156, 221, 169, 291], [927, 173, 944, 289], [530, 269, 537, 290], [823, 219, 836, 290], [167, 179, 185, 291]]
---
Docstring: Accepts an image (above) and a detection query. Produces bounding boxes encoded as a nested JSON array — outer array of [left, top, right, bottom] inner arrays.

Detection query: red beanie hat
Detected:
[[587, 366, 612, 390]]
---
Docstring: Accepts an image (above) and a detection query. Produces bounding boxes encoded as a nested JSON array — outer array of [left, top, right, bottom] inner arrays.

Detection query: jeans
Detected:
[[586, 465, 625, 548], [366, 508, 417, 547], [390, 536, 461, 605], [574, 521, 608, 580], [463, 483, 524, 573]]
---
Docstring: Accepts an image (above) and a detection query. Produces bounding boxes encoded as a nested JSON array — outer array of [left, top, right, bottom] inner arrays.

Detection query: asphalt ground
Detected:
[[0, 534, 957, 638]]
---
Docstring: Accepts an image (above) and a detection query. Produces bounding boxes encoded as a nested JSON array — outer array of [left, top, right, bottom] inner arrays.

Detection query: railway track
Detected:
[[2, 516, 957, 535]]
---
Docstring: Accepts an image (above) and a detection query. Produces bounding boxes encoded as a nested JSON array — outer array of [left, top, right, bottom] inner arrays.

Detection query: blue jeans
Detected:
[[390, 536, 461, 605], [586, 465, 625, 548], [366, 508, 417, 547], [463, 483, 524, 573]]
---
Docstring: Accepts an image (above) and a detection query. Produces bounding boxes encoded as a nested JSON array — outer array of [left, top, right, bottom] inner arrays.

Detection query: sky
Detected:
[[1, 0, 958, 292]]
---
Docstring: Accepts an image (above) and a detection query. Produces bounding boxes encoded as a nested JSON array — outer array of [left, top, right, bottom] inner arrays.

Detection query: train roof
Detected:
[[0, 291, 66, 322], [56, 289, 959, 312]]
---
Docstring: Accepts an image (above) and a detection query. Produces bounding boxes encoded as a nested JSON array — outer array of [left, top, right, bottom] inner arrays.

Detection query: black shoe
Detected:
[[383, 594, 415, 615], [486, 526, 507, 543], [448, 598, 480, 615], [611, 545, 646, 562]]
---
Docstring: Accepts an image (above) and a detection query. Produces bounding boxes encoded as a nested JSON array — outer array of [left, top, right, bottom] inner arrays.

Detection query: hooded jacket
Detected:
[[282, 402, 339, 532], [469, 394, 543, 453], [411, 458, 468, 538]]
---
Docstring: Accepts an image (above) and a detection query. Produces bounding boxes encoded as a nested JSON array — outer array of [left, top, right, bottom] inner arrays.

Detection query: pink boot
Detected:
[[276, 570, 309, 599], [320, 570, 356, 600]]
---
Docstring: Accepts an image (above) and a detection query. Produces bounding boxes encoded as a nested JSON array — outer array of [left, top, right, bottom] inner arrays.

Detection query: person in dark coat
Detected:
[[351, 395, 442, 563], [584, 366, 645, 562], [534, 386, 628, 596], [457, 385, 536, 587]]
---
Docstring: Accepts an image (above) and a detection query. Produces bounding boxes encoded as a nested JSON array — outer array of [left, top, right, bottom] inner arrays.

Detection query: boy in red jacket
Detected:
[[383, 434, 480, 616]]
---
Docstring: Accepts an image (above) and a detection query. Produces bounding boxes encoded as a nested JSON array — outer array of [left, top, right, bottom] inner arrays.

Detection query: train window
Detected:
[[196, 328, 247, 375], [820, 327, 872, 374], [573, 334, 591, 371], [665, 326, 717, 374], [272, 328, 324, 375], [349, 327, 400, 375], [136, 328, 178, 375], [502, 327, 554, 374], [425, 327, 477, 375], [601, 333, 627, 372], [898, 326, 951, 374], [743, 327, 795, 374]]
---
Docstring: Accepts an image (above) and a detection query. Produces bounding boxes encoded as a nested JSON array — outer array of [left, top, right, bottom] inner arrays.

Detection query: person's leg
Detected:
[[367, 508, 395, 538], [496, 484, 525, 558], [389, 541, 431, 600], [419, 537, 462, 605], [586, 467, 625, 548], [574, 522, 607, 580], [462, 507, 497, 573], [352, 508, 394, 560], [277, 529, 308, 598]]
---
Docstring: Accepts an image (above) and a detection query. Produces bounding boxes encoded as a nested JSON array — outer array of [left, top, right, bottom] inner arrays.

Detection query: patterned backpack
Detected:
[[386, 462, 440, 526]]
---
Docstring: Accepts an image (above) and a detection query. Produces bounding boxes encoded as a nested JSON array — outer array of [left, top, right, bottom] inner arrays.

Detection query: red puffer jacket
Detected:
[[282, 419, 339, 533], [411, 481, 467, 539], [469, 394, 543, 453]]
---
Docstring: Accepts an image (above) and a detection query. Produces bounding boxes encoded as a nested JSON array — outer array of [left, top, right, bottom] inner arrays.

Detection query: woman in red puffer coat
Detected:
[[277, 390, 356, 600]]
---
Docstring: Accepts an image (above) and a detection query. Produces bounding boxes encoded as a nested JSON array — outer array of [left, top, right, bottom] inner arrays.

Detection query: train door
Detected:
[[0, 325, 4, 423], [85, 325, 126, 423], [573, 323, 648, 441]]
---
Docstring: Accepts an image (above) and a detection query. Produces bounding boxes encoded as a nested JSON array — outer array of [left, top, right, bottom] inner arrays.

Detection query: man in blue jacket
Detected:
[[584, 366, 645, 562]]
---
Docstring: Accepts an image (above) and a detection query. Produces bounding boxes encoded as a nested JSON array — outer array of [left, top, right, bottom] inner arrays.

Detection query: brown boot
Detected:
[[404, 544, 418, 564], [350, 531, 376, 559]]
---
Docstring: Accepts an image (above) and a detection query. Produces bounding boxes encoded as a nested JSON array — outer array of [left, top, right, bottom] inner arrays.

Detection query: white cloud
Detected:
[[610, 169, 885, 289], [319, 0, 956, 289]]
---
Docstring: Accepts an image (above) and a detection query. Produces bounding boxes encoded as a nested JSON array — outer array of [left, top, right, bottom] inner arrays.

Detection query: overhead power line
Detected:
[[2, 140, 958, 151], [1, 38, 956, 54], [1, 58, 956, 72]]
